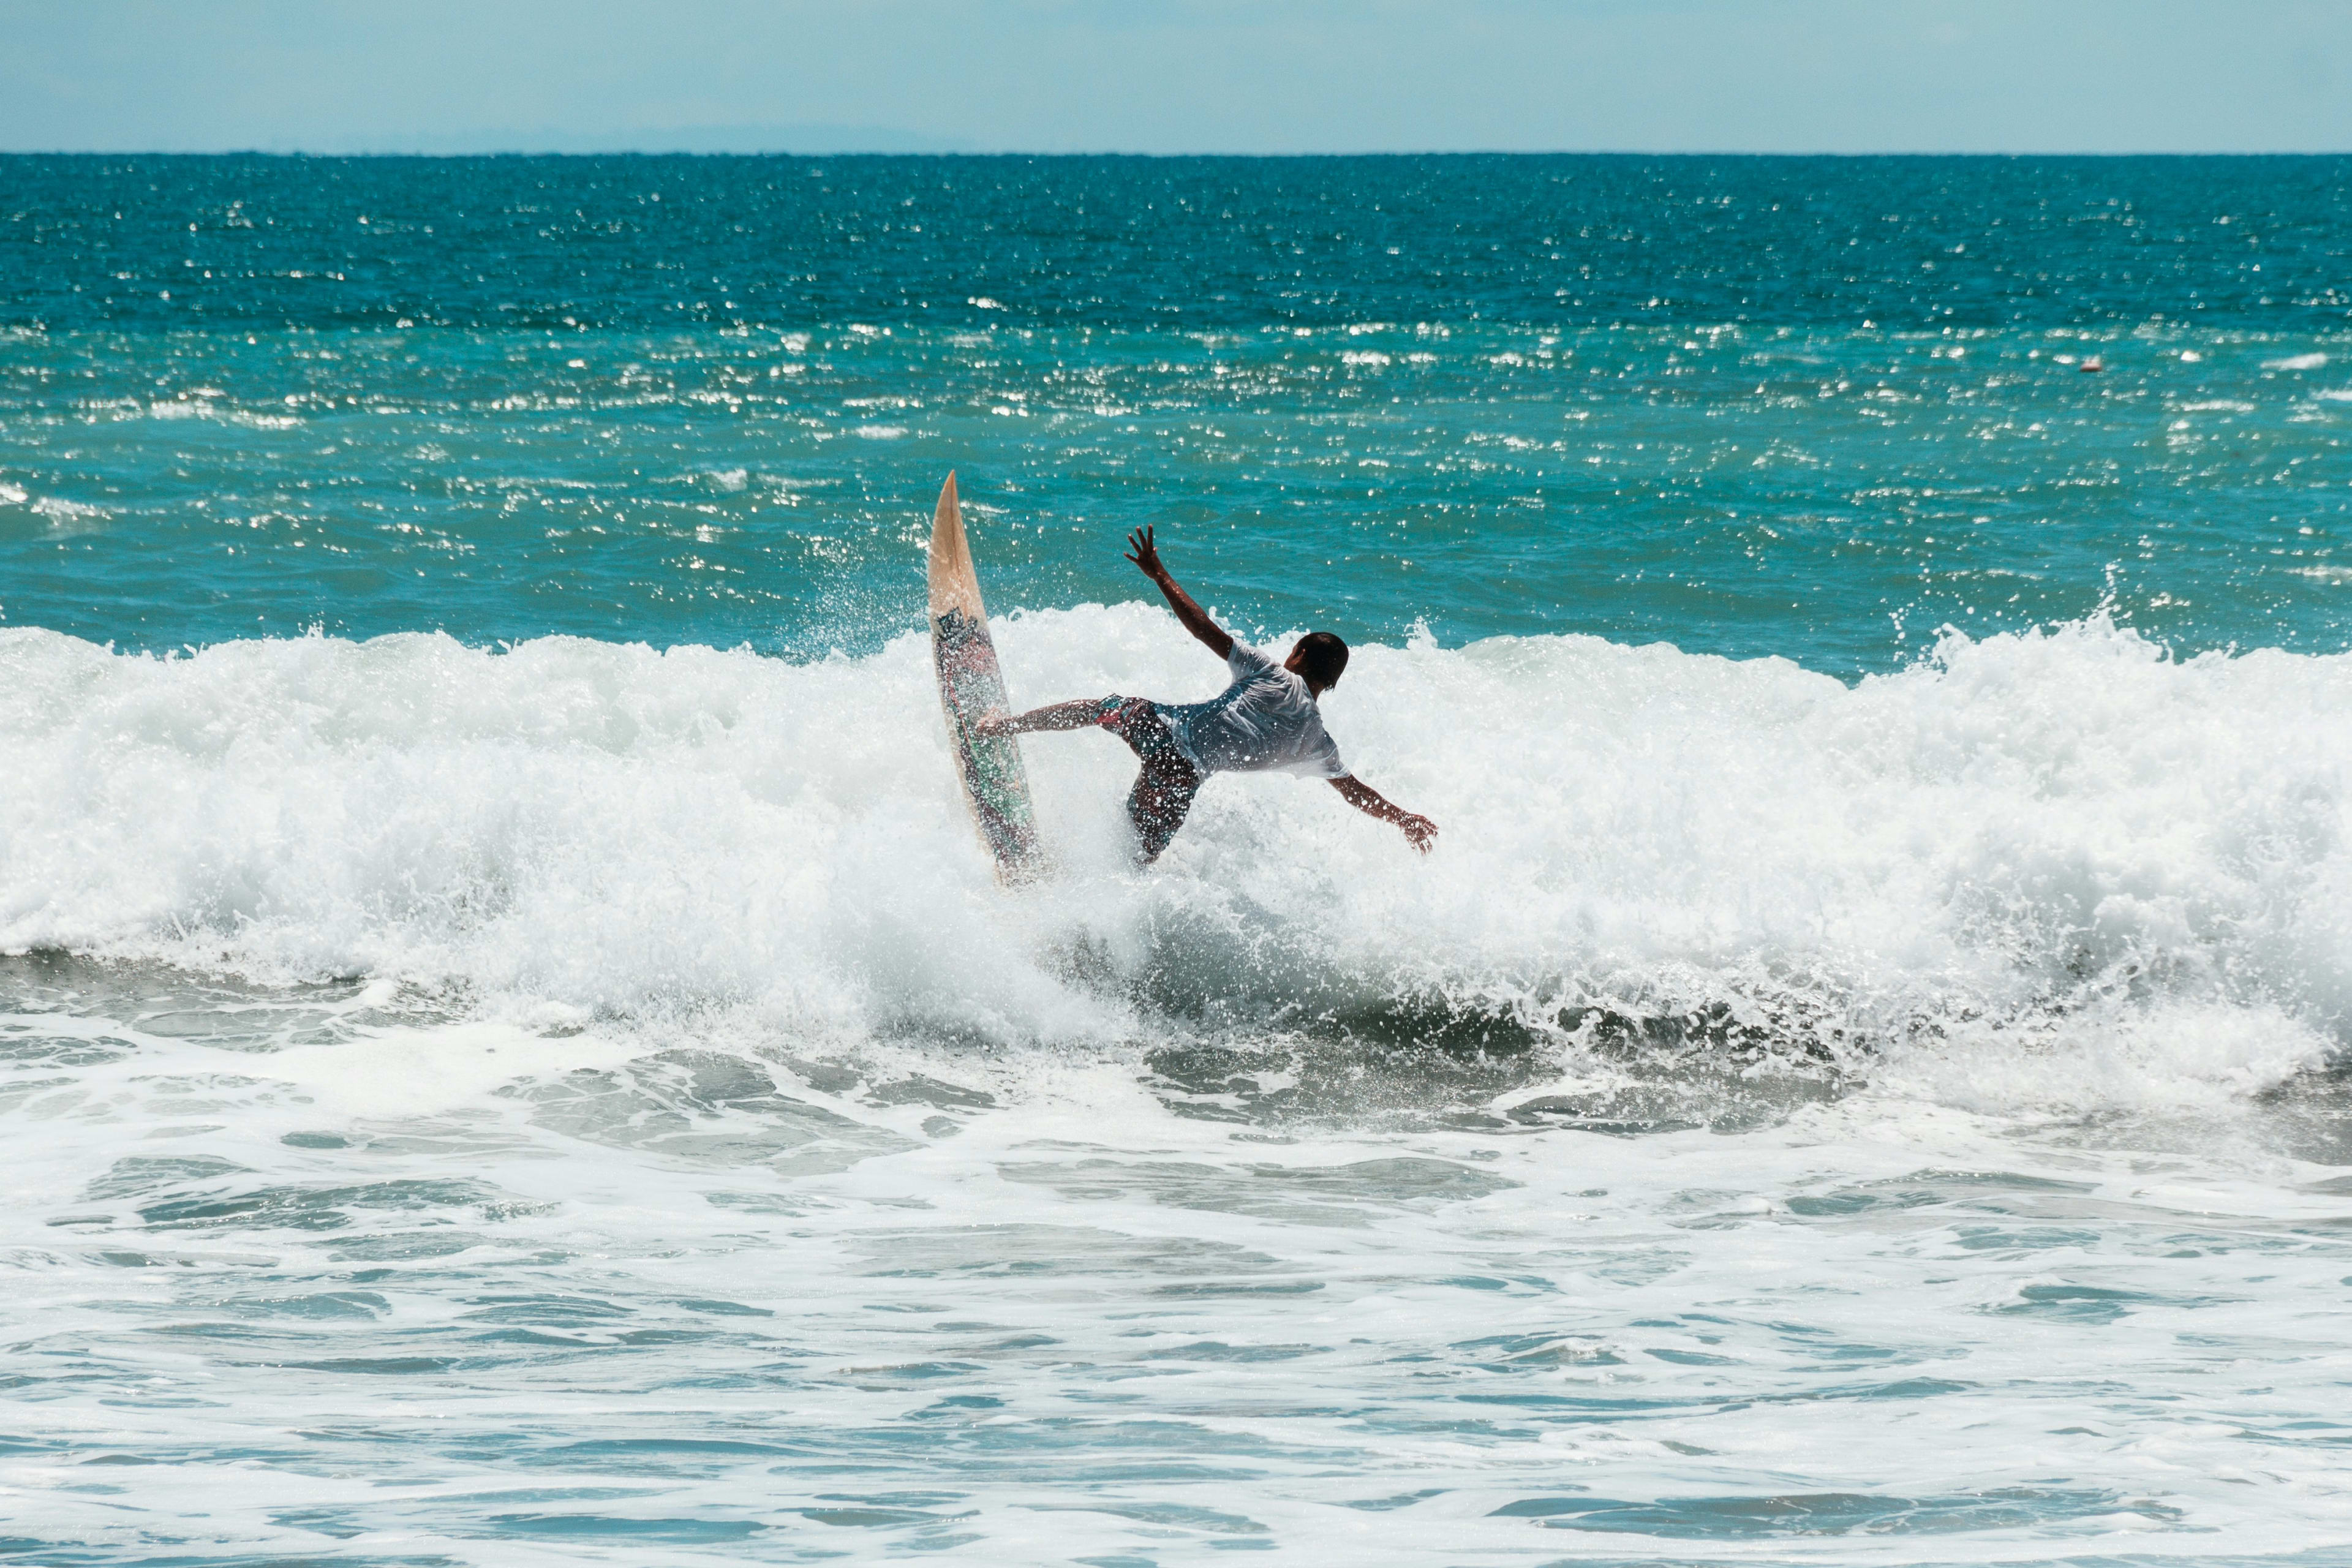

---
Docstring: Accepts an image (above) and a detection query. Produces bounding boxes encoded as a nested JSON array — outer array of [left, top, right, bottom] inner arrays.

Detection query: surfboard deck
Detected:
[[928, 473, 1047, 883]]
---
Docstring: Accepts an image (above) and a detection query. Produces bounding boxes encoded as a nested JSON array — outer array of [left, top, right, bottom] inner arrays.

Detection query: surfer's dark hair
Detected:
[[1294, 631, 1349, 688]]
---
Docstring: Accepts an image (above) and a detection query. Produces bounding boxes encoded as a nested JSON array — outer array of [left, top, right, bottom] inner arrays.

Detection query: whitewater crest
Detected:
[[1, 606, 2345, 1120]]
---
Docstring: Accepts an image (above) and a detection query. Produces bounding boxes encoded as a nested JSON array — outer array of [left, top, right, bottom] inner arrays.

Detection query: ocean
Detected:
[[4, 153, 2352, 1564]]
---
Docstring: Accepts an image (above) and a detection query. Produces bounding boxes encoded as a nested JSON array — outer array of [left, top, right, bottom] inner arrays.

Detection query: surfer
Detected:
[[977, 527, 1438, 863]]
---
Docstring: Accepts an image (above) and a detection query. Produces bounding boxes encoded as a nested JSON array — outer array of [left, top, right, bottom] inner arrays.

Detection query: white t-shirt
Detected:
[[1159, 644, 1347, 779]]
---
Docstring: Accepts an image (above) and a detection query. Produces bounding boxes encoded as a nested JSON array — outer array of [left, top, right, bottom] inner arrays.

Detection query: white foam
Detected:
[[29, 496, 108, 529], [1, 608, 2344, 1116], [5, 612, 2350, 1561], [2263, 352, 2329, 371]]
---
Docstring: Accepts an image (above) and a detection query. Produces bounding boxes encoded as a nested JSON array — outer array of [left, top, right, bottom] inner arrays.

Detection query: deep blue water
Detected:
[[2, 154, 2348, 675], [9, 154, 2350, 333]]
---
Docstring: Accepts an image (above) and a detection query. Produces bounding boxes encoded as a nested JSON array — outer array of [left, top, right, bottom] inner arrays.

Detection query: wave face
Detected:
[[7, 608, 2345, 1120]]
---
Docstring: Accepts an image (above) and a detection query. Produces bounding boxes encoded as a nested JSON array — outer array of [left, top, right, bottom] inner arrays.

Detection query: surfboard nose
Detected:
[[926, 470, 1046, 883]]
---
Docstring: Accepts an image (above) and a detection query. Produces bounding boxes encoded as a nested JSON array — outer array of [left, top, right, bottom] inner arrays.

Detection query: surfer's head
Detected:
[[1286, 632, 1349, 694]]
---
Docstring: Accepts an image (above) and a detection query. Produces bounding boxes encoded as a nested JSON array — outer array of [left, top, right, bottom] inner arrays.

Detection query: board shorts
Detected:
[[1094, 696, 1202, 861]]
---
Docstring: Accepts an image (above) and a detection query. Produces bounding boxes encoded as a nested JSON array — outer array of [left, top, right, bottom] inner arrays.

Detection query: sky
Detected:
[[1, 0, 2347, 156]]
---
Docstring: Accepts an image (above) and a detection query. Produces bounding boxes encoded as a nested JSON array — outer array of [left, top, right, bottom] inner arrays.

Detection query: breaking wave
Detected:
[[3, 605, 2346, 1120]]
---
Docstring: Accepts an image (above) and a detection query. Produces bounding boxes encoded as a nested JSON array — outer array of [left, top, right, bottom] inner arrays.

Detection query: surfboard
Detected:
[[928, 473, 1047, 883]]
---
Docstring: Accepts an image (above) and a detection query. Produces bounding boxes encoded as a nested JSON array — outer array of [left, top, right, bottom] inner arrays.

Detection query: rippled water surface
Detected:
[[5, 155, 2352, 1564], [12, 955, 2352, 1565]]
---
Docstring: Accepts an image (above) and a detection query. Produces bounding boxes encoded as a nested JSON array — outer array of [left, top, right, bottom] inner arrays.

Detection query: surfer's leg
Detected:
[[976, 698, 1104, 738], [1096, 699, 1202, 862], [1126, 756, 1201, 863]]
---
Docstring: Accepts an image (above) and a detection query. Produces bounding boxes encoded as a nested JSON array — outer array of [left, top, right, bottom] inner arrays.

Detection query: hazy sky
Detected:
[[3, 0, 2347, 155]]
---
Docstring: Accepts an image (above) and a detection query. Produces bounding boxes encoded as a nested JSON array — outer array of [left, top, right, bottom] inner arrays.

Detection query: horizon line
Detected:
[[4, 147, 2350, 159]]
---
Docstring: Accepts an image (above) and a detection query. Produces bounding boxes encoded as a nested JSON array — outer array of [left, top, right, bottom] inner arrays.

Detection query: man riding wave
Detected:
[[978, 527, 1437, 862]]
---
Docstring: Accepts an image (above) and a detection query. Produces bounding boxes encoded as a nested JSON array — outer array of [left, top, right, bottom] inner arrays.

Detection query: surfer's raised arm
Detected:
[[1125, 526, 1234, 660]]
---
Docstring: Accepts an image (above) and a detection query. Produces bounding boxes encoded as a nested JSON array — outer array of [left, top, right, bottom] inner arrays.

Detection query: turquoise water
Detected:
[[5, 155, 2350, 673], [6, 156, 2352, 1565]]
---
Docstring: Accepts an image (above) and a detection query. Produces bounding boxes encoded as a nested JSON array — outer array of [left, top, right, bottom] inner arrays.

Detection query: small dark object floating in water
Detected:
[[2079, 356, 2105, 373]]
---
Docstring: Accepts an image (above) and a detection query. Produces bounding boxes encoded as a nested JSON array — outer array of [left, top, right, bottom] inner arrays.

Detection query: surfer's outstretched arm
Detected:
[[1125, 527, 1234, 660], [1330, 775, 1438, 853]]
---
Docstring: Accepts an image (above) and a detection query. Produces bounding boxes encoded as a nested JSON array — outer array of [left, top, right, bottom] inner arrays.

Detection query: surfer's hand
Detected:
[[1398, 814, 1438, 853], [1124, 526, 1166, 581], [971, 710, 1013, 738]]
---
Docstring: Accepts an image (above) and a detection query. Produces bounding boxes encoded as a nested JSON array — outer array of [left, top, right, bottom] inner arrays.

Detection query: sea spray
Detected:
[[6, 607, 2345, 1123]]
